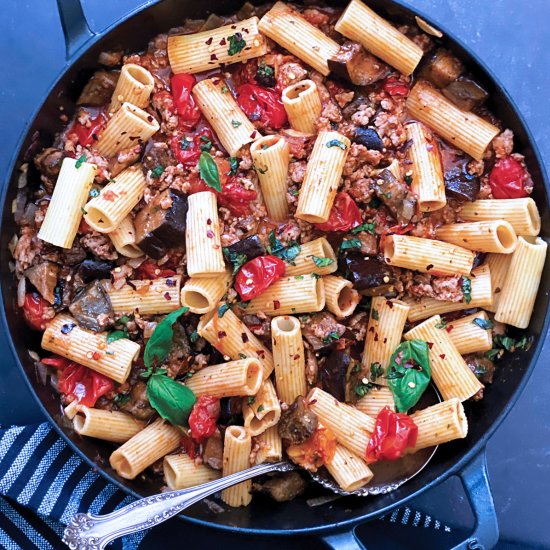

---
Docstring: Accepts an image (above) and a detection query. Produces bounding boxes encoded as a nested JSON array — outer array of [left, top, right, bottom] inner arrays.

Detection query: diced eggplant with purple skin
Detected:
[[278, 396, 318, 445], [34, 147, 67, 181], [328, 41, 390, 86], [69, 280, 114, 332], [442, 77, 489, 111], [134, 189, 188, 259], [78, 259, 114, 283], [77, 70, 119, 106], [25, 262, 59, 304], [320, 349, 350, 402], [301, 312, 346, 351], [224, 235, 266, 263], [340, 252, 394, 292], [252, 471, 307, 502], [203, 429, 223, 470], [120, 381, 156, 421], [352, 127, 384, 151], [465, 354, 496, 385], [373, 169, 417, 224], [218, 397, 243, 425], [419, 48, 464, 88]]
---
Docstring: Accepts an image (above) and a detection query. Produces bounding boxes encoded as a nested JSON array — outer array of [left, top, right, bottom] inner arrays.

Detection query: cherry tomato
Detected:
[[236, 84, 287, 129], [383, 77, 410, 97], [170, 127, 213, 166], [189, 396, 220, 443], [287, 426, 337, 471], [42, 356, 114, 407], [366, 406, 418, 464], [234, 256, 286, 301], [135, 260, 176, 280], [171, 73, 201, 128], [23, 293, 51, 331], [180, 432, 199, 459], [489, 157, 528, 199], [315, 192, 362, 232], [68, 114, 107, 147]]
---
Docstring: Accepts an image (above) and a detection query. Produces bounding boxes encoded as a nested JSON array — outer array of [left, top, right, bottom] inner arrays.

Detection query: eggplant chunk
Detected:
[[120, 381, 156, 420], [134, 189, 188, 259], [77, 70, 119, 106], [278, 396, 318, 445], [373, 169, 418, 225], [224, 235, 266, 262], [252, 471, 307, 502], [329, 41, 389, 86], [353, 127, 384, 151], [340, 252, 394, 292], [320, 349, 350, 402], [444, 166, 480, 202], [419, 48, 464, 88], [442, 77, 489, 111], [69, 280, 114, 331], [25, 262, 59, 304], [78, 259, 114, 283]]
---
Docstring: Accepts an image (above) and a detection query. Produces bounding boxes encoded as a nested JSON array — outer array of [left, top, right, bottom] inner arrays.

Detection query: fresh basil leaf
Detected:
[[325, 139, 347, 150], [311, 255, 334, 268], [106, 330, 128, 343], [114, 393, 130, 406], [340, 238, 362, 251], [227, 33, 246, 55], [198, 152, 221, 192], [485, 348, 503, 361], [493, 333, 532, 353], [146, 372, 196, 426], [472, 318, 494, 330], [223, 247, 248, 275], [267, 230, 301, 264], [369, 362, 384, 382], [144, 306, 189, 368], [247, 396, 255, 405], [355, 381, 372, 398], [462, 276, 472, 304], [386, 339, 431, 413], [371, 308, 379, 321]]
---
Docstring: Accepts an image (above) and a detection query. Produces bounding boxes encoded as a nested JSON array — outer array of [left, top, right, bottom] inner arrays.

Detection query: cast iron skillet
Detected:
[[1, 0, 549, 548]]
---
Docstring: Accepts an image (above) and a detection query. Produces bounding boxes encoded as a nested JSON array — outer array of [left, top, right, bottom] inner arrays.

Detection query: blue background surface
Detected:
[[1, 1, 549, 548]]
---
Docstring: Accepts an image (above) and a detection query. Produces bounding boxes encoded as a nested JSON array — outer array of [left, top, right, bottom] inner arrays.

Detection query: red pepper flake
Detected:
[[219, 38, 226, 45], [206, 230, 215, 239], [386, 257, 391, 263], [92, 351, 101, 361], [374, 333, 379, 342], [426, 264, 434, 271], [446, 324, 454, 333], [206, 218, 212, 225], [293, 354, 301, 360], [218, 331, 227, 339], [427, 342, 434, 349], [439, 353, 446, 359], [165, 279, 176, 287], [386, 300, 394, 309], [241, 333, 249, 343], [383, 337, 387, 344], [368, 326, 375, 333], [250, 131, 257, 139], [273, 300, 281, 310], [210, 54, 218, 61], [257, 349, 265, 358], [308, 399, 318, 406], [164, 292, 172, 301], [205, 37, 213, 45]]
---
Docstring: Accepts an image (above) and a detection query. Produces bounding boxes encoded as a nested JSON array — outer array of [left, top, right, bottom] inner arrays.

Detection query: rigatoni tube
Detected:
[[296, 131, 350, 223], [484, 253, 513, 313], [325, 445, 373, 491], [108, 215, 143, 258], [250, 135, 290, 222], [435, 221, 517, 254], [447, 311, 493, 355], [222, 426, 252, 507], [355, 386, 395, 418], [282, 80, 322, 134], [284, 237, 338, 276], [73, 407, 145, 443], [186, 191, 225, 277], [109, 63, 154, 112], [164, 454, 220, 490], [254, 426, 282, 464], [242, 379, 281, 436], [323, 276, 360, 318], [38, 157, 97, 249], [180, 270, 232, 314]]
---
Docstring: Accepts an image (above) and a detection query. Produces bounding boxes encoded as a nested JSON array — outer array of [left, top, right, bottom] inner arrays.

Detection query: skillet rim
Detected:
[[1, 0, 549, 536]]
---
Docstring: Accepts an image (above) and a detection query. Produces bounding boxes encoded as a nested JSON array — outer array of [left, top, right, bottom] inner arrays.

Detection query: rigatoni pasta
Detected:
[[108, 215, 143, 258], [221, 426, 252, 507], [284, 238, 338, 276], [435, 221, 517, 254], [325, 444, 374, 491], [447, 311, 493, 355], [355, 386, 395, 417], [323, 276, 360, 318], [109, 63, 154, 112], [180, 269, 232, 314], [282, 80, 322, 134], [254, 426, 282, 464], [484, 253, 513, 313], [242, 379, 281, 436], [73, 407, 145, 443], [164, 454, 220, 490]]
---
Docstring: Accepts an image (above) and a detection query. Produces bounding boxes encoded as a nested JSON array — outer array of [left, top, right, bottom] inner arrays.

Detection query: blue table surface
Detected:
[[1, 1, 550, 548]]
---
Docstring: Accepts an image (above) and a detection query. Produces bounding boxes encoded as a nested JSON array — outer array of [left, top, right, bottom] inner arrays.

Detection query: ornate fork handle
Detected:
[[63, 460, 295, 550]]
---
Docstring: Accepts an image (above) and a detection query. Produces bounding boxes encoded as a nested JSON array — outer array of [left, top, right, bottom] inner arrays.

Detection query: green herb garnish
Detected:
[[75, 155, 86, 169], [267, 230, 301, 264], [223, 247, 248, 275], [351, 222, 376, 235], [326, 139, 347, 150], [227, 33, 247, 55], [106, 330, 128, 343], [146, 372, 196, 426], [311, 255, 334, 268], [462, 277, 472, 304], [151, 165, 165, 178], [218, 303, 231, 317], [340, 238, 362, 251], [473, 318, 494, 330], [198, 152, 221, 192]]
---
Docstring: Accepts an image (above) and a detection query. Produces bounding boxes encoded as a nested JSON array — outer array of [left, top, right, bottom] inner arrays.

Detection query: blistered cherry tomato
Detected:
[[171, 73, 201, 128], [366, 406, 418, 464], [287, 426, 337, 471], [68, 114, 107, 147], [189, 396, 220, 442], [22, 293, 51, 331], [315, 192, 362, 232], [170, 127, 213, 166], [42, 356, 114, 407], [234, 256, 286, 301], [135, 260, 176, 280], [489, 157, 528, 199], [383, 77, 409, 97], [236, 84, 287, 128]]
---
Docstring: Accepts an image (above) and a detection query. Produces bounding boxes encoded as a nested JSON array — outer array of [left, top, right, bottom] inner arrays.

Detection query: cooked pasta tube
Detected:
[[108, 216, 143, 258], [63, 400, 80, 420], [109, 63, 154, 112], [271, 316, 307, 404], [242, 379, 281, 436], [197, 309, 274, 379], [95, 102, 160, 157], [184, 358, 263, 398], [406, 81, 500, 161], [404, 265, 492, 322], [495, 236, 547, 329], [404, 315, 483, 401], [355, 386, 395, 417], [84, 166, 145, 233], [323, 276, 360, 318], [245, 275, 325, 315], [167, 17, 267, 74], [250, 135, 290, 221], [435, 221, 517, 254], [447, 311, 493, 355], [104, 276, 181, 315], [42, 314, 140, 384], [73, 406, 145, 443], [409, 398, 468, 452], [282, 80, 322, 134], [109, 419, 181, 480], [307, 387, 375, 457], [296, 131, 350, 223], [38, 158, 97, 248], [284, 237, 338, 276], [186, 191, 225, 277], [164, 454, 220, 490], [254, 426, 282, 464], [406, 122, 446, 212], [362, 297, 410, 385], [384, 234, 474, 276], [459, 198, 541, 236], [484, 253, 512, 313], [180, 270, 232, 314], [259, 2, 340, 76], [335, 0, 422, 75], [193, 78, 259, 156], [325, 445, 374, 491], [222, 426, 252, 507]]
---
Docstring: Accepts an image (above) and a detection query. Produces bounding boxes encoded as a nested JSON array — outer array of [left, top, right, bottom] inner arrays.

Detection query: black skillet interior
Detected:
[[1, 0, 548, 535]]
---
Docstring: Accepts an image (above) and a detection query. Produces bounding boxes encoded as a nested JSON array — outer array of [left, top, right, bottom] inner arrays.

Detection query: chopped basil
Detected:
[[151, 165, 164, 178], [228, 156, 239, 175], [114, 393, 131, 406], [462, 277, 472, 304], [218, 303, 231, 318], [146, 372, 196, 426], [370, 362, 384, 382], [239, 353, 248, 359], [485, 348, 503, 361], [180, 138, 191, 150], [355, 381, 373, 398], [322, 331, 340, 345], [339, 237, 362, 251], [199, 136, 212, 152], [257, 404, 265, 413], [351, 222, 376, 235], [80, 207, 88, 215], [247, 396, 256, 405], [75, 154, 86, 169], [255, 165, 268, 175], [493, 333, 532, 353], [404, 173, 413, 185], [473, 318, 494, 330], [311, 255, 334, 268], [227, 33, 246, 55], [106, 330, 128, 343], [371, 308, 379, 321], [267, 230, 301, 264], [326, 139, 347, 150], [223, 247, 248, 275], [435, 319, 447, 329], [311, 273, 321, 279], [198, 152, 222, 192], [231, 120, 242, 128], [189, 330, 199, 343]]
